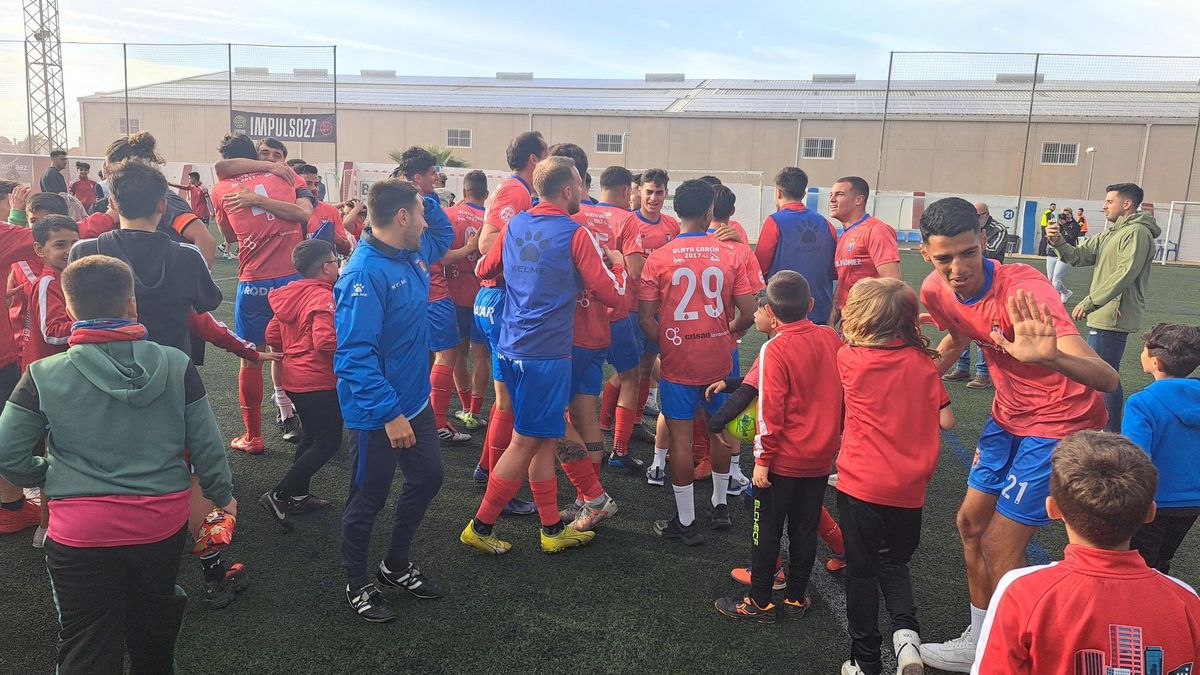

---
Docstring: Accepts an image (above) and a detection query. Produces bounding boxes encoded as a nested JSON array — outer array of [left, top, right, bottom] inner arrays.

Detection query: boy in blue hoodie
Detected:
[[1123, 321, 1200, 574], [334, 179, 452, 623]]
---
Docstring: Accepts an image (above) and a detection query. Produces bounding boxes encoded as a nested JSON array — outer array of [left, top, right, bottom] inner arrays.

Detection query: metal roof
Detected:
[[81, 72, 1200, 120]]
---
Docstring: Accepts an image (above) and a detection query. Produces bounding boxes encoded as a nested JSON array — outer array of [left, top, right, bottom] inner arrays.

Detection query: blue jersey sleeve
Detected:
[[420, 194, 454, 266], [334, 270, 404, 425]]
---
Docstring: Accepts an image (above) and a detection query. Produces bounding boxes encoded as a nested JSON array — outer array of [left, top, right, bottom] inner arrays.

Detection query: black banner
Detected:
[[230, 110, 336, 143]]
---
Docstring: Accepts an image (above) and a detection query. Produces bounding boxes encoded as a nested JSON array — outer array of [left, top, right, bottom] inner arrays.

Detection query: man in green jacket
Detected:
[[1046, 182, 1160, 431]]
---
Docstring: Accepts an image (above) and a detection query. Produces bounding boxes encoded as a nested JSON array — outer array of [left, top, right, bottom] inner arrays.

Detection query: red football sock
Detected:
[[529, 479, 561, 527], [592, 460, 602, 482], [469, 394, 483, 415], [429, 364, 454, 428], [238, 367, 264, 440], [691, 417, 710, 460], [613, 405, 637, 456], [562, 458, 602, 502], [475, 475, 522, 526], [637, 378, 651, 412], [819, 507, 845, 555], [480, 407, 500, 468], [487, 409, 515, 472], [456, 387, 472, 411], [599, 380, 620, 428]]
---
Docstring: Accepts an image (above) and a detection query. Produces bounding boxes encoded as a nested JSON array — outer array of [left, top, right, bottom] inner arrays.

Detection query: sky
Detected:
[[2, 0, 1200, 144]]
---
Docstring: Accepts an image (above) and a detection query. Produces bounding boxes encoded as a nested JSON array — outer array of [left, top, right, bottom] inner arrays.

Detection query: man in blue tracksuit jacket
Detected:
[[334, 179, 452, 623]]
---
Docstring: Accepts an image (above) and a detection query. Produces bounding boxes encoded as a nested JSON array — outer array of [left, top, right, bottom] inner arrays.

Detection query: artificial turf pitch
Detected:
[[2, 250, 1198, 673]]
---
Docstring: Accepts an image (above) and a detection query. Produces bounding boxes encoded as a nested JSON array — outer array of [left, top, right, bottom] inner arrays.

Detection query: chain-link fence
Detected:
[[1, 40, 336, 171], [878, 52, 1200, 262], [6, 42, 1200, 262]]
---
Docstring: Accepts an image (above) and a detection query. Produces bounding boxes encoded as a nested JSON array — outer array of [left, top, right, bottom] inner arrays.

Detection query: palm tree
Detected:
[[388, 145, 469, 168]]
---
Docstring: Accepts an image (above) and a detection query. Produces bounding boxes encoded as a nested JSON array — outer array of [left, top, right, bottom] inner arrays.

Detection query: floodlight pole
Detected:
[[1085, 147, 1097, 200], [874, 52, 894, 192], [23, 0, 68, 152], [1014, 53, 1041, 239]]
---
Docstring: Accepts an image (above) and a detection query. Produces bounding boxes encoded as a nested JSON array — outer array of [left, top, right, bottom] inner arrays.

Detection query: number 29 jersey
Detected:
[[637, 232, 760, 386]]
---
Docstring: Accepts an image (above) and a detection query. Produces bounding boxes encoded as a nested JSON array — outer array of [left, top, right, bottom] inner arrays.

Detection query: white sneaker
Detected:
[[918, 626, 976, 673], [646, 465, 666, 486], [727, 473, 750, 496], [571, 494, 618, 532], [1060, 289, 1074, 303], [437, 425, 471, 444], [827, 473, 839, 488], [840, 660, 866, 675], [32, 526, 47, 549], [893, 629, 924, 675]]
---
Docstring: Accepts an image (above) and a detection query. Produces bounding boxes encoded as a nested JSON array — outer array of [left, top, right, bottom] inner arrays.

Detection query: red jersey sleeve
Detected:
[[753, 339, 786, 468], [731, 246, 762, 296], [636, 252, 662, 302], [485, 182, 530, 231], [187, 311, 259, 360], [77, 212, 116, 239], [754, 215, 779, 273], [474, 229, 505, 280], [570, 228, 626, 309], [974, 577, 1031, 674], [866, 223, 900, 266], [311, 309, 337, 357], [0, 224, 39, 268], [35, 276, 71, 347]]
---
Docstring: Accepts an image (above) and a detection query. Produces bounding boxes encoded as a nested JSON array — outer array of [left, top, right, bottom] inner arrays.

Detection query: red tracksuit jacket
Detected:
[[264, 278, 336, 393], [975, 544, 1200, 674], [752, 320, 844, 477]]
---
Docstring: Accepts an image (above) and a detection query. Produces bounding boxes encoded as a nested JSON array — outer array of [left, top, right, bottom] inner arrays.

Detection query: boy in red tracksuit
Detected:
[[975, 431, 1200, 675], [21, 216, 79, 371], [259, 240, 341, 528], [713, 270, 843, 624]]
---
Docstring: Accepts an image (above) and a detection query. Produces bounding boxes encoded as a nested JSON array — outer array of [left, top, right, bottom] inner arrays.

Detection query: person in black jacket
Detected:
[[70, 162, 220, 355], [39, 151, 68, 194]]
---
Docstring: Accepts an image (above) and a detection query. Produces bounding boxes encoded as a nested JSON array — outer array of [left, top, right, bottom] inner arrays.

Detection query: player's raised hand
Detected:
[[10, 184, 30, 210], [991, 289, 1058, 364]]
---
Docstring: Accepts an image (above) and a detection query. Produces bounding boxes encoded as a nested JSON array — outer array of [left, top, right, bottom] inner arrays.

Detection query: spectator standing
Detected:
[[40, 151, 68, 194], [1047, 182, 1160, 432]]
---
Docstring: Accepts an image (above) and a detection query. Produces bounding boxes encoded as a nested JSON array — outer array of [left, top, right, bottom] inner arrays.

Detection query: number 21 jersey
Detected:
[[638, 232, 758, 385]]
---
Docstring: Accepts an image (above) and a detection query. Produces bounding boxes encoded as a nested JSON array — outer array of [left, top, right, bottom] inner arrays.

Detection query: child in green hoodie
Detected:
[[0, 254, 235, 675]]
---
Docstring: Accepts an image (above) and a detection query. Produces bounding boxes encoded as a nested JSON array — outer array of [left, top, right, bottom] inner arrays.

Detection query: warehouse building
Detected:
[[78, 68, 1200, 205]]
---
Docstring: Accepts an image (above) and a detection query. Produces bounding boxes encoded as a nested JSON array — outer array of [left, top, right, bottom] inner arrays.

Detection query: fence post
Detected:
[[1184, 103, 1200, 203], [1014, 53, 1040, 238], [1162, 201, 1175, 265], [874, 51, 894, 192], [333, 45, 338, 181], [227, 43, 233, 132], [122, 42, 129, 137]]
